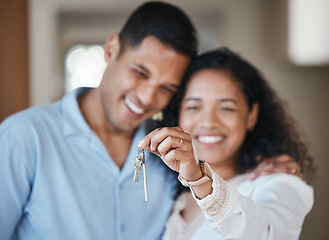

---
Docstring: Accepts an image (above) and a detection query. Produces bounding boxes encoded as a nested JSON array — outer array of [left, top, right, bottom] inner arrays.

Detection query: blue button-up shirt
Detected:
[[0, 88, 176, 240]]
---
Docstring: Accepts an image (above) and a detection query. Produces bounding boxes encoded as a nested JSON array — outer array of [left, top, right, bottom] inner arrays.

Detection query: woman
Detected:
[[138, 48, 315, 239]]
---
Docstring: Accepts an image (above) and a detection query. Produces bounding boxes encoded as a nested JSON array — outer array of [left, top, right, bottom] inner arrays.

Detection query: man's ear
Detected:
[[104, 33, 121, 63], [247, 102, 259, 132]]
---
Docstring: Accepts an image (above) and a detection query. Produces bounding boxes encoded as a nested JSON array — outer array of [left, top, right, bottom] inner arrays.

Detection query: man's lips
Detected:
[[196, 135, 225, 144], [124, 97, 145, 115]]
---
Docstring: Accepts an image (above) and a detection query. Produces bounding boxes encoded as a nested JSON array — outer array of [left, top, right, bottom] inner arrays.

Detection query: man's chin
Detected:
[[109, 110, 152, 132], [112, 119, 145, 133]]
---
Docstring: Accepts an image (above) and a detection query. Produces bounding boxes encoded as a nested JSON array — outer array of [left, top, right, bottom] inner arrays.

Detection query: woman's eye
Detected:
[[186, 106, 199, 111], [220, 107, 235, 112]]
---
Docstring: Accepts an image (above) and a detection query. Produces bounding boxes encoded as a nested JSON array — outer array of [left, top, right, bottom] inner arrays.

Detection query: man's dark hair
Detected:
[[119, 1, 197, 57]]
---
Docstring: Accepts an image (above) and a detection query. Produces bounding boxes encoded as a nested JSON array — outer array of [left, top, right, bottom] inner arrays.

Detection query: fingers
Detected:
[[246, 160, 271, 180], [138, 127, 199, 177], [160, 147, 195, 172], [270, 154, 292, 163], [138, 127, 191, 156], [138, 127, 163, 153], [157, 136, 190, 156], [258, 165, 303, 181], [247, 155, 303, 181]]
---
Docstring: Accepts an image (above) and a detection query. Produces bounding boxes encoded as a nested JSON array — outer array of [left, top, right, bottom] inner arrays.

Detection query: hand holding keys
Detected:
[[133, 148, 148, 202]]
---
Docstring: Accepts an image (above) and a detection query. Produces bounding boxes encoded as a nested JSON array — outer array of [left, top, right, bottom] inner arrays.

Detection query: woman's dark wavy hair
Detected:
[[160, 47, 315, 182]]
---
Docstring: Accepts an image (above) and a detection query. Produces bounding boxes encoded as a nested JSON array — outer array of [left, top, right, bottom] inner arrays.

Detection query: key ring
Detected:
[[137, 148, 145, 163]]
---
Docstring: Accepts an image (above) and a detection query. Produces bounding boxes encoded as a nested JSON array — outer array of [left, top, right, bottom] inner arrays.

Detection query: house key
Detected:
[[133, 148, 148, 202], [133, 149, 143, 182]]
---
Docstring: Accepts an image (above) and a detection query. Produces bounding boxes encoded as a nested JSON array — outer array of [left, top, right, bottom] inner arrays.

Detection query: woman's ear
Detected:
[[104, 33, 121, 63], [247, 102, 259, 132]]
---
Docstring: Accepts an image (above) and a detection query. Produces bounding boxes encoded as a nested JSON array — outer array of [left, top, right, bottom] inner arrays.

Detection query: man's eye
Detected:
[[133, 69, 148, 79], [161, 86, 176, 94]]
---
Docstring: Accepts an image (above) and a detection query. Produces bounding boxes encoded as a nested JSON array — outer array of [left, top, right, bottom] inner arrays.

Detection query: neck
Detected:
[[209, 159, 238, 181], [79, 89, 131, 135], [78, 88, 135, 169]]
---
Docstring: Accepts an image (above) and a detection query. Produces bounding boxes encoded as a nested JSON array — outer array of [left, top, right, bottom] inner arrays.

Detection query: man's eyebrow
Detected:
[[133, 63, 151, 74]]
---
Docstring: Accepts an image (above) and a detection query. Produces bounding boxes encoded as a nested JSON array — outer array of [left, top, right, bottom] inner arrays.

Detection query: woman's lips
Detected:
[[196, 135, 225, 144]]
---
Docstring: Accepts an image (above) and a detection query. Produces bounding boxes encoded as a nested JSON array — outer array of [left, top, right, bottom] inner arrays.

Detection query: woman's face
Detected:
[[179, 69, 258, 172]]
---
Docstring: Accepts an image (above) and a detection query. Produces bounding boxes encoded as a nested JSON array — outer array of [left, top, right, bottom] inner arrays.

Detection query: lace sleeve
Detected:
[[190, 163, 239, 221]]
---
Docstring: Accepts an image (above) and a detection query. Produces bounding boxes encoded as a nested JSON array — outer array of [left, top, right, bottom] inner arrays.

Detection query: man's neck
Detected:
[[78, 89, 135, 169]]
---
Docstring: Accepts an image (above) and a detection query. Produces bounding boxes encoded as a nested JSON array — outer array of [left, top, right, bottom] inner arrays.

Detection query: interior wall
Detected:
[[56, 9, 221, 99], [0, 0, 29, 122], [28, 0, 222, 104], [26, 0, 329, 239], [218, 1, 329, 239]]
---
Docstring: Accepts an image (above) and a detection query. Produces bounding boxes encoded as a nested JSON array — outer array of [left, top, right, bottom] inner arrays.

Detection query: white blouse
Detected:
[[163, 167, 314, 240]]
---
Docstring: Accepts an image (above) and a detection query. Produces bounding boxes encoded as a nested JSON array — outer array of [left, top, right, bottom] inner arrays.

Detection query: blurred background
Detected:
[[1, 0, 328, 238]]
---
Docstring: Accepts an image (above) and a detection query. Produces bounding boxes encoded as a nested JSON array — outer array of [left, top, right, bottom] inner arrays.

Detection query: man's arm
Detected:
[[0, 116, 36, 239]]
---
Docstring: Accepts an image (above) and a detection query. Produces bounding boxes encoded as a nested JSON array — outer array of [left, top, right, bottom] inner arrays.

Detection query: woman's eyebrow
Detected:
[[218, 98, 237, 104], [184, 97, 201, 102], [184, 97, 238, 104]]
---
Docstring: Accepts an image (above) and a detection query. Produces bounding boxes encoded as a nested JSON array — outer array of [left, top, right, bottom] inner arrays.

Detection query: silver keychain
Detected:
[[133, 148, 148, 202]]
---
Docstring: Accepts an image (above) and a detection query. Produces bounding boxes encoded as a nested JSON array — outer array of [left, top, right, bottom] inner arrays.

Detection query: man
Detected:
[[0, 2, 197, 240]]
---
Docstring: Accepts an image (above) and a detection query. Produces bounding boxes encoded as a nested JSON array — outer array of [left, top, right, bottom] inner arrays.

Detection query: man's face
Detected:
[[99, 35, 191, 133]]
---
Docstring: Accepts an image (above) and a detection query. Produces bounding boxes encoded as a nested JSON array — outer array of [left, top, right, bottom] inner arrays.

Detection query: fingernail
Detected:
[[138, 140, 144, 148], [150, 145, 155, 151]]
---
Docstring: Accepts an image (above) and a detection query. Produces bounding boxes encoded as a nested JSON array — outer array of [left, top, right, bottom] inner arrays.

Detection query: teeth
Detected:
[[125, 98, 144, 114], [198, 136, 224, 144]]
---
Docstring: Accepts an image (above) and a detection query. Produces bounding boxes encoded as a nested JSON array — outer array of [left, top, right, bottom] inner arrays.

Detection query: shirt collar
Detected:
[[60, 88, 159, 176], [61, 87, 93, 137]]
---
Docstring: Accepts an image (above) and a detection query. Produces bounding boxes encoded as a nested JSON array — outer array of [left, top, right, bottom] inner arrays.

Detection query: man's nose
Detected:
[[137, 83, 157, 106]]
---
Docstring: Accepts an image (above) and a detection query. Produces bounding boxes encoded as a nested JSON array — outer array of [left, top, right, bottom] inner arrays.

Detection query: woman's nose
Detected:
[[200, 109, 221, 129]]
